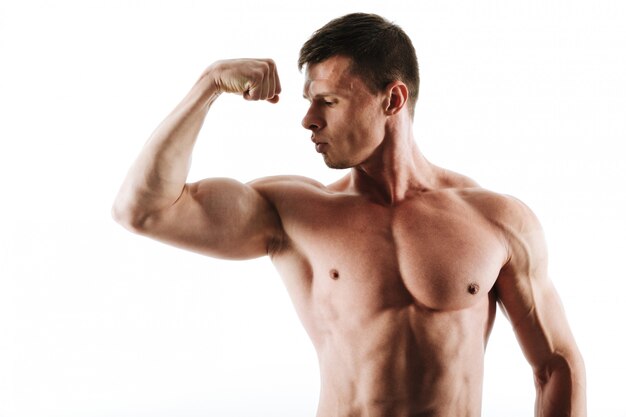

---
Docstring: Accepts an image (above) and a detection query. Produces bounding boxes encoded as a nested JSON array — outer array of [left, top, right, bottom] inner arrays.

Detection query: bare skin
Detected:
[[113, 56, 586, 416]]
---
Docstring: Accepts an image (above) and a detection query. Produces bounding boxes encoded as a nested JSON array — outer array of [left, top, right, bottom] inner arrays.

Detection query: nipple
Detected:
[[467, 282, 480, 295], [329, 269, 340, 280]]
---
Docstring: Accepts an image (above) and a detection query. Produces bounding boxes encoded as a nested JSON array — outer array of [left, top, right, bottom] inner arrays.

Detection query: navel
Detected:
[[329, 269, 340, 280], [467, 282, 480, 295]]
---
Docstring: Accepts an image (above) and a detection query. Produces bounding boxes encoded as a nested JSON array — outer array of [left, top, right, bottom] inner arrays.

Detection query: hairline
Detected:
[[301, 54, 384, 96]]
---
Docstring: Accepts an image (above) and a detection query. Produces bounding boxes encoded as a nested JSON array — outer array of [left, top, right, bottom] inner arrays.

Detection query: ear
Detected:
[[383, 81, 409, 116]]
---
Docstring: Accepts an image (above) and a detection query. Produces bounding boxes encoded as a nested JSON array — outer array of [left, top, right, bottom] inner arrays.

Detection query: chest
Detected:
[[274, 193, 506, 314]]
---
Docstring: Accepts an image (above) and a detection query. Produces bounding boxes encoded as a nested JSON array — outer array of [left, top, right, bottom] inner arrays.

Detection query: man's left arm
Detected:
[[494, 197, 586, 417]]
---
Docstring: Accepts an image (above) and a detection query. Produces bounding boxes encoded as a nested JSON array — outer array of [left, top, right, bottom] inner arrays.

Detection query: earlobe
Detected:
[[384, 82, 408, 115]]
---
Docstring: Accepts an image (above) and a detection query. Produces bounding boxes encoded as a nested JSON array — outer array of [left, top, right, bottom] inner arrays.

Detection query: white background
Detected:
[[1, 0, 625, 416]]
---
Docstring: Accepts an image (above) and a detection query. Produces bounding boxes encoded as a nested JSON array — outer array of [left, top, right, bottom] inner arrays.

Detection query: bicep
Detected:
[[495, 199, 579, 373], [139, 177, 283, 259]]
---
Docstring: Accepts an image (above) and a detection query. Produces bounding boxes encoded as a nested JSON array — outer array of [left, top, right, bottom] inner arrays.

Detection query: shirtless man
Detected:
[[113, 13, 586, 417]]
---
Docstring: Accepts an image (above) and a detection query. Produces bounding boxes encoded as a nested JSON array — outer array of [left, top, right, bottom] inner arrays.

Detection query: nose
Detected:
[[301, 105, 324, 131]]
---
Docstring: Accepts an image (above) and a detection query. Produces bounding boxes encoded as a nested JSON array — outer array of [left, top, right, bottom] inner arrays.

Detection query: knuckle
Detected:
[[253, 66, 265, 77]]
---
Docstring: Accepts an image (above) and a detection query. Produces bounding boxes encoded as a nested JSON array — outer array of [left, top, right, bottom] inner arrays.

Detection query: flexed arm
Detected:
[[112, 59, 284, 259]]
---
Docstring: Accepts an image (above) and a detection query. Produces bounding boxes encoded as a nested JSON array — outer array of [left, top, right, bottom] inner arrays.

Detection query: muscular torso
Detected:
[[256, 174, 509, 417]]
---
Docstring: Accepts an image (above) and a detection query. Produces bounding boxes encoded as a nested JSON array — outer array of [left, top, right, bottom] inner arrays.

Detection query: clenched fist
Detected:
[[207, 58, 281, 103]]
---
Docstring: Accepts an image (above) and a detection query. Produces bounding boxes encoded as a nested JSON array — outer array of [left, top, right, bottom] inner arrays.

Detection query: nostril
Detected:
[[302, 107, 321, 130], [302, 117, 318, 131]]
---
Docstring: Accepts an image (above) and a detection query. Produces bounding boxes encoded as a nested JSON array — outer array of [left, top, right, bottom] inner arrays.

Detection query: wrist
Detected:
[[194, 66, 223, 107]]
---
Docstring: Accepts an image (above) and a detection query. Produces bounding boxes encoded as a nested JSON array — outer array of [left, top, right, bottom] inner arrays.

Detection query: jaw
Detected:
[[322, 132, 386, 171]]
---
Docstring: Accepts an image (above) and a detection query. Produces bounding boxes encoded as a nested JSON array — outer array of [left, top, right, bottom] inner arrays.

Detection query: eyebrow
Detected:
[[302, 92, 339, 100]]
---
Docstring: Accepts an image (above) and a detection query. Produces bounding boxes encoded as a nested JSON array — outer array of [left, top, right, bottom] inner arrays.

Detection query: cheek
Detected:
[[344, 104, 378, 128], [353, 108, 384, 139], [328, 102, 384, 144]]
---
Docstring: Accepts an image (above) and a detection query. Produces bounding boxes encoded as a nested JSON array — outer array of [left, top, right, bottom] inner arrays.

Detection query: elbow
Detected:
[[111, 199, 151, 234], [534, 349, 585, 387], [533, 350, 586, 415]]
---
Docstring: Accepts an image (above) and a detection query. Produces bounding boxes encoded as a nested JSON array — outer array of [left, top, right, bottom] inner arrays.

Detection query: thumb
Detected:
[[243, 81, 261, 101]]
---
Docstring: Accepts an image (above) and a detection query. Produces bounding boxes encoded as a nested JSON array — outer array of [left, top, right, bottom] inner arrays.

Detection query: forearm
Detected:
[[535, 353, 586, 417], [113, 58, 280, 234], [113, 69, 220, 226]]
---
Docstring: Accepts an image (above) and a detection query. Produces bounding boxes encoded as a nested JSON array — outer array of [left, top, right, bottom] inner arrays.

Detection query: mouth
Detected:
[[311, 135, 328, 153], [315, 143, 327, 153]]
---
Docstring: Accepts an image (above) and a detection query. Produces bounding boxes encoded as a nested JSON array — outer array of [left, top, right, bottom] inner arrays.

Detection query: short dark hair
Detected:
[[298, 13, 420, 115]]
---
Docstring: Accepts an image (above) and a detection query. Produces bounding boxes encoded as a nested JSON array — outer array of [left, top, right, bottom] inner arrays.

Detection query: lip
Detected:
[[315, 143, 327, 153], [311, 135, 328, 153]]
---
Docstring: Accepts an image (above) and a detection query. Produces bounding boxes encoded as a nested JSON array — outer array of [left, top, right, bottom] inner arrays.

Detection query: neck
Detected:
[[350, 116, 439, 205]]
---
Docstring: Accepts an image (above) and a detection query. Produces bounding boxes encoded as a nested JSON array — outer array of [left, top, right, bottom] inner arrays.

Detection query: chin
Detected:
[[323, 155, 352, 170]]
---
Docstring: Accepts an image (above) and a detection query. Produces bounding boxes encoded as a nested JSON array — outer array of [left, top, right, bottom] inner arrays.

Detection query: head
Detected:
[[298, 13, 419, 117], [299, 13, 419, 169]]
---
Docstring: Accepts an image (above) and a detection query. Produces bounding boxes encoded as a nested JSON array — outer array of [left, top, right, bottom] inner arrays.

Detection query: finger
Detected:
[[259, 62, 271, 100], [242, 80, 251, 100], [244, 71, 263, 101], [274, 71, 282, 98], [266, 62, 277, 101], [266, 60, 281, 103], [266, 79, 280, 103], [243, 81, 255, 100]]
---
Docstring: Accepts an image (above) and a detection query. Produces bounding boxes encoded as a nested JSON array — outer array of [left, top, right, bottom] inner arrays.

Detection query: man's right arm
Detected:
[[112, 59, 283, 259]]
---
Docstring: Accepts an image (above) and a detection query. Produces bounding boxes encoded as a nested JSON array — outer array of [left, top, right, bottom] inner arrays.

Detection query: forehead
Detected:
[[303, 55, 366, 97]]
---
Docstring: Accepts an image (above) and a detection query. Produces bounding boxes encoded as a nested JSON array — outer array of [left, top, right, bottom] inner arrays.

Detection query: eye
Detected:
[[323, 100, 336, 107]]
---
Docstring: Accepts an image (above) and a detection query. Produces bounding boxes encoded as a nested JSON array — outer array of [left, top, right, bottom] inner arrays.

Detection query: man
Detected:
[[113, 13, 586, 417]]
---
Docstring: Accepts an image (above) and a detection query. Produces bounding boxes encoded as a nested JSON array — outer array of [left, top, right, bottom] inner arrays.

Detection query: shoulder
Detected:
[[248, 175, 328, 196], [431, 166, 541, 235], [452, 185, 539, 228], [430, 166, 543, 240], [249, 174, 325, 187], [438, 167, 481, 189], [247, 175, 338, 212], [456, 187, 546, 266]]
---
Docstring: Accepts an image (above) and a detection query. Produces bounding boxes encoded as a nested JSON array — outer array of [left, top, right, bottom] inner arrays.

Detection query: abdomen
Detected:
[[315, 301, 493, 417]]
